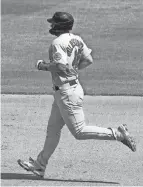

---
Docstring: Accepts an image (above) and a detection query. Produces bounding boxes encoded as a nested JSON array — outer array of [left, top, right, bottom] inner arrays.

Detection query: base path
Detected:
[[1, 94, 143, 186]]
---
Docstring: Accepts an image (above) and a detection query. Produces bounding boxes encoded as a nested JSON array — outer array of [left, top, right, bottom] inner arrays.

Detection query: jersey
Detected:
[[48, 33, 92, 86]]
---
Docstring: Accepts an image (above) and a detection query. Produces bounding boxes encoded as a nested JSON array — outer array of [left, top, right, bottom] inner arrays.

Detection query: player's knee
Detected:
[[73, 132, 85, 140], [70, 124, 86, 140]]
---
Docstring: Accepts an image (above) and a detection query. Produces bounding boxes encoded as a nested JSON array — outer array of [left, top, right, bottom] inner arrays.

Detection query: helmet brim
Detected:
[[47, 18, 54, 23]]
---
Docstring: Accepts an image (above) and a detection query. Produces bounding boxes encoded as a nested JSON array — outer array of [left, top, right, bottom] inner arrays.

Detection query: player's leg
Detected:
[[18, 99, 65, 177], [55, 83, 116, 140], [35, 100, 65, 169], [55, 83, 136, 151]]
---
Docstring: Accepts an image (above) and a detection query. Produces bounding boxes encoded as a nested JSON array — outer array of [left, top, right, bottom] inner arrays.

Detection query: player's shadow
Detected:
[[1, 173, 119, 185]]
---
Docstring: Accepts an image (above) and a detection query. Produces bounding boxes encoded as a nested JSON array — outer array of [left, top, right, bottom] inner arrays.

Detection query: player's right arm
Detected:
[[77, 36, 93, 70], [78, 54, 93, 70]]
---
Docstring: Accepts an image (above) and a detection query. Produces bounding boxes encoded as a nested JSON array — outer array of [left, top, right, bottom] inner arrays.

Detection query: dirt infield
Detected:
[[1, 94, 143, 186]]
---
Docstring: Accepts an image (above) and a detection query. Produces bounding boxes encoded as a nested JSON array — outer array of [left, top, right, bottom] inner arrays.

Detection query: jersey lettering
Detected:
[[67, 39, 83, 57], [60, 45, 67, 53]]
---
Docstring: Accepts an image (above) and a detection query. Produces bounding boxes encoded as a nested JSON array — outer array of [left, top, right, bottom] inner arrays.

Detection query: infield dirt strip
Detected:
[[1, 95, 143, 186]]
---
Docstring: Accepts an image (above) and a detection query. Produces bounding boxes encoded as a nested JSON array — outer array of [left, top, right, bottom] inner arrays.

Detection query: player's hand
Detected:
[[36, 60, 46, 70]]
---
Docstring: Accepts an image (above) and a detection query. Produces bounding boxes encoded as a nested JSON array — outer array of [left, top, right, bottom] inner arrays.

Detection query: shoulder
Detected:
[[49, 38, 60, 53], [72, 34, 83, 41], [51, 38, 60, 46], [71, 34, 87, 48]]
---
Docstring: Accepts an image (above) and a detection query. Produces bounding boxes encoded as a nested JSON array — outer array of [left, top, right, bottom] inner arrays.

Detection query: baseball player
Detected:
[[17, 12, 136, 178]]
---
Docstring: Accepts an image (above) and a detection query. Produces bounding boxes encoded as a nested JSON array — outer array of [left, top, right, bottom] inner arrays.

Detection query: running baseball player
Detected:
[[18, 12, 136, 178]]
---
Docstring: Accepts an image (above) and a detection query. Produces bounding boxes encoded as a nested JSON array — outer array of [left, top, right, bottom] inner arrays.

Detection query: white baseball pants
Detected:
[[36, 83, 116, 169]]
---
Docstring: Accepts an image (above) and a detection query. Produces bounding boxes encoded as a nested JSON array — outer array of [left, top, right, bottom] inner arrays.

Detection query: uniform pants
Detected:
[[36, 83, 116, 170]]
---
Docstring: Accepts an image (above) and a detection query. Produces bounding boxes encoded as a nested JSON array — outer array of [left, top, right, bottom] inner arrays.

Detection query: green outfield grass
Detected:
[[1, 0, 143, 95]]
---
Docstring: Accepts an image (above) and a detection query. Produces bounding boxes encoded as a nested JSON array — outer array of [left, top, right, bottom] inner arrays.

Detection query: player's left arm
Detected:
[[36, 44, 69, 73], [37, 60, 68, 73]]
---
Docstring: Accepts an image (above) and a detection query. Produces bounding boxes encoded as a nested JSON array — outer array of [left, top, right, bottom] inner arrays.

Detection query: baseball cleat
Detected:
[[17, 159, 44, 178], [29, 157, 35, 163], [23, 157, 35, 171], [118, 124, 136, 152]]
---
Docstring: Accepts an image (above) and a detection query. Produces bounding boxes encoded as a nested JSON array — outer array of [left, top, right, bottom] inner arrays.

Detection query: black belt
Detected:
[[54, 80, 77, 91]]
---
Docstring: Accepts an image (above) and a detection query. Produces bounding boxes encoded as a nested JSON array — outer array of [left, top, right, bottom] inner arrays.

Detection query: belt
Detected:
[[54, 80, 78, 91]]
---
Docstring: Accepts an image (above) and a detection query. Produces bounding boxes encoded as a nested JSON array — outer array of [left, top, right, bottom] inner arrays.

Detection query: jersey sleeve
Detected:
[[78, 37, 92, 59], [49, 43, 67, 65]]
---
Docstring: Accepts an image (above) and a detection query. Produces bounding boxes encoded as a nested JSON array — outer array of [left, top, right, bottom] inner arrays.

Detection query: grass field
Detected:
[[1, 0, 143, 95]]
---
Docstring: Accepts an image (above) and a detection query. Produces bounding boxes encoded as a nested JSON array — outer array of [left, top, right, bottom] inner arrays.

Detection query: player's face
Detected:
[[51, 22, 56, 29]]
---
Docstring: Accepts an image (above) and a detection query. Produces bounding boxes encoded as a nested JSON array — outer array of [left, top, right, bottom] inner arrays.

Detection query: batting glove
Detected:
[[36, 60, 46, 70]]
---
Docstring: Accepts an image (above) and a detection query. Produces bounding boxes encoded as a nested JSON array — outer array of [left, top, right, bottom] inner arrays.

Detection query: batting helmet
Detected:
[[47, 12, 74, 35]]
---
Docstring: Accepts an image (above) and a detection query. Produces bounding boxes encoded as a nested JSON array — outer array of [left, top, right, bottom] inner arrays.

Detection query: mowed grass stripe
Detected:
[[1, 0, 143, 95]]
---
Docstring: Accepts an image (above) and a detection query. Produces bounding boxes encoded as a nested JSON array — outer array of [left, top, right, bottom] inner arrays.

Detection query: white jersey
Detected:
[[49, 33, 92, 86]]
